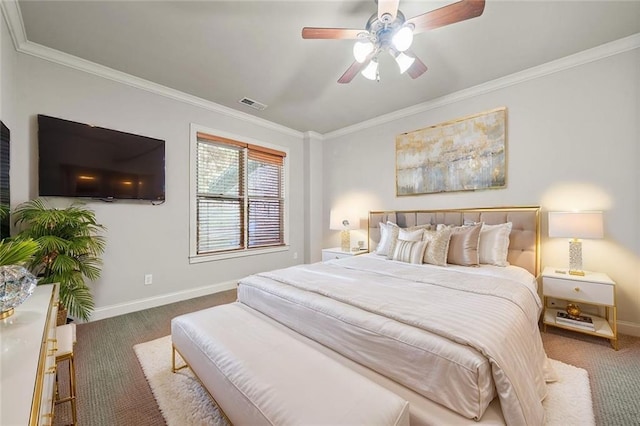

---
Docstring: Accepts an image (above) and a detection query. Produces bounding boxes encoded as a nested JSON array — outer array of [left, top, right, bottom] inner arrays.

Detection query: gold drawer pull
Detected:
[[574, 287, 580, 292]]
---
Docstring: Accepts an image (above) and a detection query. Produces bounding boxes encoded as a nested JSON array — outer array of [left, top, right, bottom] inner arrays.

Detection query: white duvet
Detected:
[[238, 255, 555, 425]]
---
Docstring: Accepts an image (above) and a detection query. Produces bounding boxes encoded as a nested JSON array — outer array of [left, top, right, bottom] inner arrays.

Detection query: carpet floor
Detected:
[[54, 289, 640, 425], [134, 335, 593, 426]]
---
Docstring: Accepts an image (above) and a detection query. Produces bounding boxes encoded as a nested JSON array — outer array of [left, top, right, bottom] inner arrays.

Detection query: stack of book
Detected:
[[556, 311, 595, 331]]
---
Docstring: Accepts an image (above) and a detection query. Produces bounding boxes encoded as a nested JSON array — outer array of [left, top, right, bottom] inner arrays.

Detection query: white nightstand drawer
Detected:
[[321, 247, 367, 262], [543, 277, 614, 306], [322, 251, 351, 261]]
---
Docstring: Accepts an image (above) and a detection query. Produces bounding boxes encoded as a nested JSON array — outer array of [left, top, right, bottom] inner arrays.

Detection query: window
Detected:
[[192, 128, 287, 259]]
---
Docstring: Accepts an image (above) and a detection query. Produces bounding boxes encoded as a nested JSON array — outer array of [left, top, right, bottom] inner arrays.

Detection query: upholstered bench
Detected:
[[171, 302, 410, 426]]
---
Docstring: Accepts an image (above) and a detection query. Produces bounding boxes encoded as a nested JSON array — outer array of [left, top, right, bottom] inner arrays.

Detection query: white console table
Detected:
[[1, 283, 59, 425]]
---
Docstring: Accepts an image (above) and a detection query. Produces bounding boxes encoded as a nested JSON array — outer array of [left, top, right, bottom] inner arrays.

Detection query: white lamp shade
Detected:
[[394, 52, 415, 74], [361, 59, 378, 80], [353, 40, 374, 63], [329, 210, 359, 231], [392, 25, 413, 52], [548, 211, 604, 239]]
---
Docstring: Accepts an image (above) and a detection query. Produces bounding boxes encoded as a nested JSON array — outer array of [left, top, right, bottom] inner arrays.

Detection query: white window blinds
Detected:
[[196, 132, 285, 254]]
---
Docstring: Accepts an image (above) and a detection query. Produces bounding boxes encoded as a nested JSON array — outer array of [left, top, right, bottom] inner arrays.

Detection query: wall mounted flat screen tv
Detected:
[[38, 115, 165, 201]]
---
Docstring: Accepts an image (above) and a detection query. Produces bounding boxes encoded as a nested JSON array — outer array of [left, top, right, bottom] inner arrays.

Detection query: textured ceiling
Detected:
[[16, 1, 640, 134]]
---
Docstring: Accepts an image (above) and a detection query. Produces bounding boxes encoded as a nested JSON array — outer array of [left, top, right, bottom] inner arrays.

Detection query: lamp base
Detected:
[[568, 239, 584, 276], [340, 230, 350, 252]]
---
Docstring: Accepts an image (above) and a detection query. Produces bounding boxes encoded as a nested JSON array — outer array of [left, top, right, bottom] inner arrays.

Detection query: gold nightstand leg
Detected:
[[611, 306, 618, 350]]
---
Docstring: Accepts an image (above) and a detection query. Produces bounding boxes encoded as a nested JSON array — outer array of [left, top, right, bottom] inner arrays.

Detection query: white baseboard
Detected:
[[88, 280, 237, 322], [617, 320, 640, 338]]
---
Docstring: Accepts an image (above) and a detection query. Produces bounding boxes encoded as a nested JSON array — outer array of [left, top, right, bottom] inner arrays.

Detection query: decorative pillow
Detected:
[[391, 240, 428, 264], [375, 222, 398, 256], [386, 227, 426, 259], [422, 228, 452, 266], [479, 222, 512, 266], [447, 223, 482, 266]]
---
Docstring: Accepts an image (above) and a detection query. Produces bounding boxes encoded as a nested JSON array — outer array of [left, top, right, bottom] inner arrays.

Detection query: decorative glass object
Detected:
[[566, 303, 581, 318], [0, 265, 37, 319]]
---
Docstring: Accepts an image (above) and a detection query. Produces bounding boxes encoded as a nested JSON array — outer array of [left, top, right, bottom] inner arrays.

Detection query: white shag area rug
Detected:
[[134, 335, 594, 426]]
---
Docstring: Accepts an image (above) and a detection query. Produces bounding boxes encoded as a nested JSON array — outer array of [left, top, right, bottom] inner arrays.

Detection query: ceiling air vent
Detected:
[[239, 97, 267, 111]]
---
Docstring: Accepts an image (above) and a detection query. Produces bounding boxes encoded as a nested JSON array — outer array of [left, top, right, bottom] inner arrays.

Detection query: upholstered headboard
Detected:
[[368, 206, 540, 276]]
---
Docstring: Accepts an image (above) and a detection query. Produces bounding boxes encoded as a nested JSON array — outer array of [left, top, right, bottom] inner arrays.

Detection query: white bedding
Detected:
[[238, 255, 555, 425]]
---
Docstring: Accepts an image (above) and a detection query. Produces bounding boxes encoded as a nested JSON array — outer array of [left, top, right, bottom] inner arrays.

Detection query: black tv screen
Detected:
[[38, 115, 165, 201]]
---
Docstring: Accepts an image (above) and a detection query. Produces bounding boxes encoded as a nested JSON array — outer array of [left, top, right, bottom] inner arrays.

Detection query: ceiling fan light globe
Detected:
[[361, 60, 379, 80], [392, 26, 413, 52], [395, 52, 415, 74], [353, 41, 374, 63]]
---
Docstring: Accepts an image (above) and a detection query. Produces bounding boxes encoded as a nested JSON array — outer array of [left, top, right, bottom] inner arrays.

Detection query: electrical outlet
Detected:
[[144, 274, 153, 285], [293, 252, 298, 260]]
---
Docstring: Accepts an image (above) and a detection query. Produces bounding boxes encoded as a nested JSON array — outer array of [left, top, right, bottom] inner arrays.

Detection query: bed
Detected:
[[236, 206, 556, 425]]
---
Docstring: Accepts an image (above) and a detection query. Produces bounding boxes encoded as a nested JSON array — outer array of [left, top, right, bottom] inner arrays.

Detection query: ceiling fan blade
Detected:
[[302, 27, 363, 39], [406, 0, 485, 35], [378, 0, 399, 22], [406, 53, 428, 79], [338, 60, 368, 84]]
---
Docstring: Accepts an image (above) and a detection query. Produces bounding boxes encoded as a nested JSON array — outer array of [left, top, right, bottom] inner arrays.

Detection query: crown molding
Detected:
[[1, 0, 27, 49], [303, 131, 324, 141], [1, 1, 303, 139], [325, 32, 640, 140]]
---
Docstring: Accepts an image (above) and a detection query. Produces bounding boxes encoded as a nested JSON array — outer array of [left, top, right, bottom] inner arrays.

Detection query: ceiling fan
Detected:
[[302, 0, 486, 83]]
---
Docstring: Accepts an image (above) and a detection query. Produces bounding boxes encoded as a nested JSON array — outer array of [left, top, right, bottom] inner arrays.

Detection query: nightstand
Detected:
[[541, 267, 617, 350], [322, 247, 368, 262]]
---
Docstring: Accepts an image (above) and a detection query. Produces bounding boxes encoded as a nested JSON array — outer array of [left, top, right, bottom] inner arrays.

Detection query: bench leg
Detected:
[[172, 345, 188, 373]]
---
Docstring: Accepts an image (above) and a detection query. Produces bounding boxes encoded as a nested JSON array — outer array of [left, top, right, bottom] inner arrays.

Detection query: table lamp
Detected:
[[329, 211, 359, 252], [548, 211, 603, 276]]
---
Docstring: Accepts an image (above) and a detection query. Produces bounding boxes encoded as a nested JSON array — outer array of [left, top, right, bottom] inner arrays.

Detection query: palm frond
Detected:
[[57, 279, 94, 321], [49, 253, 80, 274], [77, 258, 103, 280], [0, 238, 40, 266]]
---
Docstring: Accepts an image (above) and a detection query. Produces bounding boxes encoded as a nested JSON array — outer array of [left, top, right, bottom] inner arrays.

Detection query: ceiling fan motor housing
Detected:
[[365, 10, 407, 48]]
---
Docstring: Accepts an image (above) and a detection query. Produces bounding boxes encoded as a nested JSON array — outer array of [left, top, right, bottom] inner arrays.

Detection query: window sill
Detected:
[[189, 245, 289, 264]]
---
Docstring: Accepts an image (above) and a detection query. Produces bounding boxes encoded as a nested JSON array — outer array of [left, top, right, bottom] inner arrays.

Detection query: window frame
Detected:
[[189, 124, 289, 263]]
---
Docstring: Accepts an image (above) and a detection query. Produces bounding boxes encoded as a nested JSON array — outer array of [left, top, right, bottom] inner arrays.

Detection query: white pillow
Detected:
[[478, 222, 512, 266], [375, 222, 398, 256], [391, 240, 428, 264], [386, 227, 425, 260]]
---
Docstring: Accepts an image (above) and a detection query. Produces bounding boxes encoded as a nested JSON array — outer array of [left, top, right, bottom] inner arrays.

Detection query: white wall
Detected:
[[5, 40, 308, 320], [303, 131, 323, 264], [323, 45, 640, 336]]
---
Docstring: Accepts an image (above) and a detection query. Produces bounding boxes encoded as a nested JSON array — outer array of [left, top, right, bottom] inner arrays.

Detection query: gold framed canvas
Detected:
[[396, 107, 507, 196]]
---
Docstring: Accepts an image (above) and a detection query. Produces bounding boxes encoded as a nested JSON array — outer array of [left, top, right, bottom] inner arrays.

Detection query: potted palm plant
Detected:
[[13, 199, 106, 322]]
